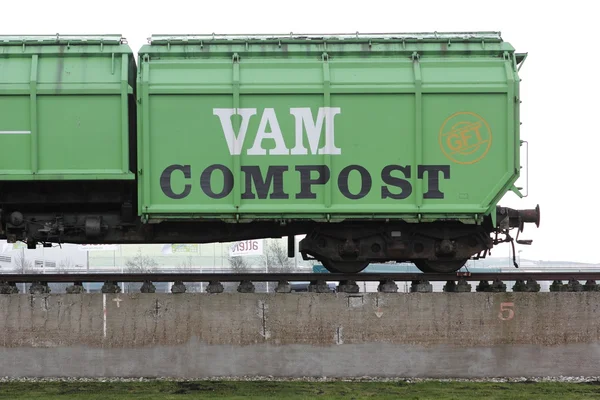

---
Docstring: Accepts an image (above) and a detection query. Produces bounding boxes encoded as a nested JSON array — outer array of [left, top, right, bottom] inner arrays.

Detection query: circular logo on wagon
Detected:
[[439, 112, 492, 165]]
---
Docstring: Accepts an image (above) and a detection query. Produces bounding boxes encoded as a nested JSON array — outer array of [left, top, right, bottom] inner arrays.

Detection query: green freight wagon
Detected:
[[0, 35, 138, 247], [0, 32, 539, 274]]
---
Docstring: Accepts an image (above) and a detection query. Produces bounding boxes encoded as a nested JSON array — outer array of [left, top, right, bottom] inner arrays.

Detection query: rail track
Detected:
[[2, 272, 598, 294], [0, 272, 599, 283]]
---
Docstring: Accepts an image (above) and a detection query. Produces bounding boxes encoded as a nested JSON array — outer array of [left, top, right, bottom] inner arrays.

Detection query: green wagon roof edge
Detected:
[[0, 34, 126, 45], [148, 31, 503, 44]]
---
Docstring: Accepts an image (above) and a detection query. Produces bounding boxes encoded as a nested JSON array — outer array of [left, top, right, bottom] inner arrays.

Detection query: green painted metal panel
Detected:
[[137, 32, 521, 222], [0, 35, 135, 180]]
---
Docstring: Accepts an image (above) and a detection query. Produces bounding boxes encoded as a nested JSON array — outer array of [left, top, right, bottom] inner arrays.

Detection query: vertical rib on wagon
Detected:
[[412, 51, 423, 211]]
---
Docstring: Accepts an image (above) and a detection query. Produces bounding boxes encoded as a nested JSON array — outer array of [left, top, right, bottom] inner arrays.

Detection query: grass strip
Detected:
[[1, 381, 600, 399]]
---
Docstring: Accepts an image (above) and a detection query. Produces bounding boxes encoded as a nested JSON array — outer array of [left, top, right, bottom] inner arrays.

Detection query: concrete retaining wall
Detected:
[[0, 293, 598, 378]]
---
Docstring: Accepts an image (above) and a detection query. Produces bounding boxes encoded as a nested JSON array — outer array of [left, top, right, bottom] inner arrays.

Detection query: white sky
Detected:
[[1, 0, 598, 263]]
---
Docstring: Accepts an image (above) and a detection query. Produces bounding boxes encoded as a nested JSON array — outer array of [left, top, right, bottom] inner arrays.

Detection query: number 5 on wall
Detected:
[[498, 302, 515, 321]]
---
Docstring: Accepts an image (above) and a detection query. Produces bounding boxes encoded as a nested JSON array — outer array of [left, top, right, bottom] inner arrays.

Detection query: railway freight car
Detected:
[[0, 32, 539, 273]]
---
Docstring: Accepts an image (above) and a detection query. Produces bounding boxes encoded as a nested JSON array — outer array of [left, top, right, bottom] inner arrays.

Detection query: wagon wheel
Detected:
[[413, 260, 435, 273], [414, 259, 467, 273], [322, 260, 369, 274]]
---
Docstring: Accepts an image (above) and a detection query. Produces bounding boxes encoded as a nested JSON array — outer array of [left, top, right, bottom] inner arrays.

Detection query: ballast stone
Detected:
[[456, 278, 472, 292], [513, 279, 540, 292], [237, 280, 255, 293], [476, 279, 506, 293], [171, 281, 187, 294], [525, 279, 541, 292], [337, 280, 360, 293], [550, 279, 584, 292], [550, 280, 566, 292], [206, 281, 224, 294], [490, 279, 507, 292], [566, 278, 583, 292], [101, 281, 121, 294], [410, 280, 432, 293], [377, 279, 398, 293], [584, 280, 600, 291], [512, 279, 527, 292], [29, 281, 50, 295], [308, 280, 331, 293], [443, 280, 456, 292], [443, 278, 472, 293], [274, 281, 292, 293], [140, 281, 156, 293], [0, 281, 19, 294], [66, 282, 85, 294]]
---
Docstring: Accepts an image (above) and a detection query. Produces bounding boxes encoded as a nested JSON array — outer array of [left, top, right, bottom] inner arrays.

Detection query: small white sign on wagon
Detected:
[[229, 240, 264, 257]]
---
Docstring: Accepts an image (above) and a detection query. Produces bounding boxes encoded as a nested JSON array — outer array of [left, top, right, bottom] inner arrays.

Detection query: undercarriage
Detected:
[[0, 198, 539, 274]]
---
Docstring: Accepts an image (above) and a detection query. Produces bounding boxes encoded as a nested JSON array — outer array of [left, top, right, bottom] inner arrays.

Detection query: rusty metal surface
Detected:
[[0, 271, 599, 283]]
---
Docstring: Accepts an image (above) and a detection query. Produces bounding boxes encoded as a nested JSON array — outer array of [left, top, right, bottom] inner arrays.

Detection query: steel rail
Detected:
[[0, 272, 599, 283]]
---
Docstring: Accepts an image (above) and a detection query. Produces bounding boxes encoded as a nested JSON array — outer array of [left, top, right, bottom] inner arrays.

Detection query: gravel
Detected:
[[0, 376, 599, 383]]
